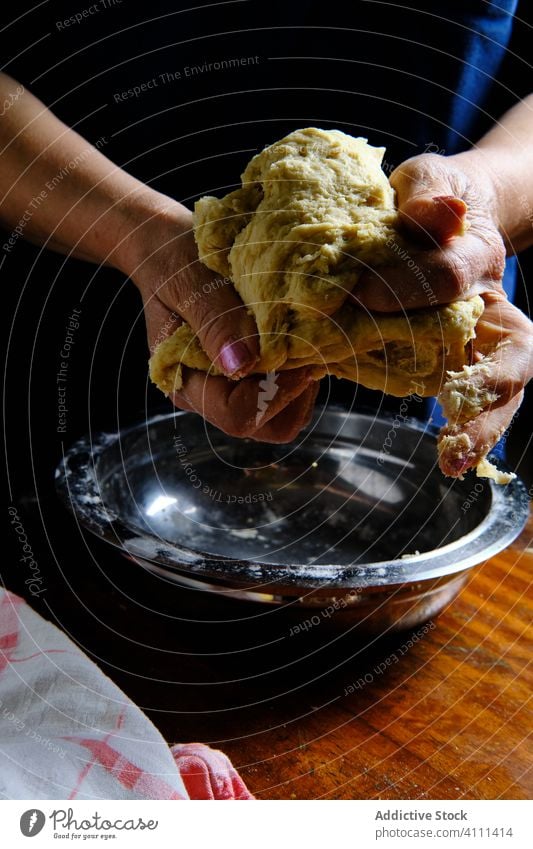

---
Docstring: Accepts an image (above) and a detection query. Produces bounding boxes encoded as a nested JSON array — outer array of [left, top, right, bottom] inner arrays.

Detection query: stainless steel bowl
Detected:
[[56, 408, 529, 632]]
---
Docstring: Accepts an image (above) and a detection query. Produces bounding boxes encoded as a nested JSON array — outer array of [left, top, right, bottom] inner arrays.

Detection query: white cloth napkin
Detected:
[[0, 589, 253, 800]]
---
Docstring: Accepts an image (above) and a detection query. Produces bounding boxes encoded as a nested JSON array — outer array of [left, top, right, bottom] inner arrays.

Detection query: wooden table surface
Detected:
[[20, 504, 533, 801], [65, 511, 531, 802], [215, 514, 533, 800]]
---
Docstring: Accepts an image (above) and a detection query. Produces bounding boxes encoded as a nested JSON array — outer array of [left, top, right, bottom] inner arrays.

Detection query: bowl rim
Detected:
[[55, 408, 530, 592]]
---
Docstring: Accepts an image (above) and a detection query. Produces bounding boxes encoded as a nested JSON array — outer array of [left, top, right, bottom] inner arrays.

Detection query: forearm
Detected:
[[453, 94, 533, 255], [0, 74, 188, 269]]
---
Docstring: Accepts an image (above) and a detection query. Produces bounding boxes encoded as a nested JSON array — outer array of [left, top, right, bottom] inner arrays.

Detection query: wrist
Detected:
[[449, 148, 502, 223], [450, 147, 519, 251], [112, 190, 192, 280]]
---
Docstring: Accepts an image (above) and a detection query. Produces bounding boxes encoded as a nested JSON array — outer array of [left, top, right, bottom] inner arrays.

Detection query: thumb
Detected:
[[157, 239, 259, 379], [179, 267, 259, 378], [391, 162, 468, 245]]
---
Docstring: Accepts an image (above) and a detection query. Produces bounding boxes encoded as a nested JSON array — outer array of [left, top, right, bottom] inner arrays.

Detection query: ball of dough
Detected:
[[150, 128, 483, 403]]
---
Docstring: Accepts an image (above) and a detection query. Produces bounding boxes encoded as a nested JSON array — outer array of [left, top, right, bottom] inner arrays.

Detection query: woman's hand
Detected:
[[1, 73, 529, 458], [352, 152, 533, 476], [126, 205, 319, 443], [352, 151, 507, 309], [438, 291, 532, 476]]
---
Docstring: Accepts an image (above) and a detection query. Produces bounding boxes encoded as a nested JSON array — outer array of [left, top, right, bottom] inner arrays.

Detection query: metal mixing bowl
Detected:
[[56, 408, 529, 632]]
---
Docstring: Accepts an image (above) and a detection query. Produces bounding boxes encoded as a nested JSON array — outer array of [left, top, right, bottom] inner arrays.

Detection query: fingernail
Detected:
[[219, 339, 254, 376], [433, 195, 468, 218]]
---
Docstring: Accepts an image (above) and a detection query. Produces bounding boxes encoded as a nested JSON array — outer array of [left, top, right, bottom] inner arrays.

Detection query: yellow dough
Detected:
[[151, 127, 482, 397], [150, 297, 483, 399]]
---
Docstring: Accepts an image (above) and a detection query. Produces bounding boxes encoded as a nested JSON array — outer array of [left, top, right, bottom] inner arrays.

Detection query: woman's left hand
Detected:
[[351, 152, 533, 475]]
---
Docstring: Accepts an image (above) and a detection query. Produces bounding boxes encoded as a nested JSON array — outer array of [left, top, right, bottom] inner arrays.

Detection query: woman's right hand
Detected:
[[124, 203, 319, 443]]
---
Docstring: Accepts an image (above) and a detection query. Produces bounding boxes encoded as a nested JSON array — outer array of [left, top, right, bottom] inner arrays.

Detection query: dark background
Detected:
[[2, 1, 532, 738]]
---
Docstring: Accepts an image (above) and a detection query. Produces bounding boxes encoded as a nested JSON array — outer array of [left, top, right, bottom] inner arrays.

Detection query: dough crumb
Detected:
[[475, 457, 516, 485], [440, 358, 500, 425]]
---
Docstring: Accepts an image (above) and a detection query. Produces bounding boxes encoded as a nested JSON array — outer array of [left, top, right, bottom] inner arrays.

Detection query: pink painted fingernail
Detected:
[[219, 340, 254, 376]]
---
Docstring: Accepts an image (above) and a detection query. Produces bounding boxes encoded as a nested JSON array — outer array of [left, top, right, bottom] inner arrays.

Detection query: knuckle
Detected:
[[488, 240, 506, 281], [517, 329, 533, 363], [159, 276, 190, 315], [168, 265, 206, 314], [222, 393, 257, 437], [444, 255, 469, 296], [224, 418, 254, 439], [391, 153, 439, 182], [190, 302, 226, 348]]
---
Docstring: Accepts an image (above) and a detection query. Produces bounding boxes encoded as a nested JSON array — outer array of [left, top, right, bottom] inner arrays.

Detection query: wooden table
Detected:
[[215, 514, 533, 800], [19, 505, 533, 801]]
